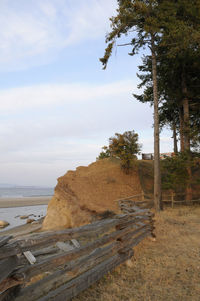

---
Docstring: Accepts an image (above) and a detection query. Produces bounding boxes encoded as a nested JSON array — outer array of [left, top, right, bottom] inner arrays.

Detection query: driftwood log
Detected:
[[0, 196, 154, 301]]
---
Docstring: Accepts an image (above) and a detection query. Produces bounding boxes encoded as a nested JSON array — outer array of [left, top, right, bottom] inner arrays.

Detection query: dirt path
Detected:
[[73, 206, 200, 301]]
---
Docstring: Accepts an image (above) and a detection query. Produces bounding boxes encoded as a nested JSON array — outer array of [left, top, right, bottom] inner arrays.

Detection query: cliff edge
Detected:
[[42, 158, 142, 230]]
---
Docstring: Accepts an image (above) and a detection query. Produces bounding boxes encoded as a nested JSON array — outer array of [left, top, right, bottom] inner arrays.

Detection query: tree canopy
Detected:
[[97, 130, 141, 172], [100, 0, 164, 210], [100, 0, 200, 206]]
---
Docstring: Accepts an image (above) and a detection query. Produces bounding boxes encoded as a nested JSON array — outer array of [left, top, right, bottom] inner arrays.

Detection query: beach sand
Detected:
[[0, 196, 52, 237], [0, 196, 52, 208]]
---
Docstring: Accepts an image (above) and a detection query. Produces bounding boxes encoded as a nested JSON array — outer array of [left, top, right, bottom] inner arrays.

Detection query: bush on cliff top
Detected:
[[97, 130, 141, 173]]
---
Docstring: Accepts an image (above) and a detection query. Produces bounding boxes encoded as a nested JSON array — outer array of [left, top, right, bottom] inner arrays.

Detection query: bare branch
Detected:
[[117, 43, 133, 47]]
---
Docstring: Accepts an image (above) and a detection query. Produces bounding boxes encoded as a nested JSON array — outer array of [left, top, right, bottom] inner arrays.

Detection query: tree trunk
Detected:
[[183, 101, 192, 200], [179, 107, 185, 152], [151, 37, 162, 211], [181, 65, 192, 200], [186, 164, 193, 201], [183, 98, 190, 151], [181, 66, 190, 151], [172, 119, 178, 154]]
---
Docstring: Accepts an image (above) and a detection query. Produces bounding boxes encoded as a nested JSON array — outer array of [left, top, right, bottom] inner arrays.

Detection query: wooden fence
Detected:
[[0, 197, 154, 301], [134, 191, 200, 208], [161, 192, 200, 208]]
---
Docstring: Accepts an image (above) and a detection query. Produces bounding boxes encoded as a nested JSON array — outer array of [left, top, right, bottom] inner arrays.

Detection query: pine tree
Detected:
[[100, 0, 163, 211]]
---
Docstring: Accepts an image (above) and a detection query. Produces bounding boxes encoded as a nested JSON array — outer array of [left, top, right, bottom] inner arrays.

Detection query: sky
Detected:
[[0, 0, 173, 187]]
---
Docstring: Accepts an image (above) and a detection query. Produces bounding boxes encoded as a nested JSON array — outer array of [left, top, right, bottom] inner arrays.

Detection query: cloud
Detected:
[[140, 135, 173, 154], [0, 79, 155, 184], [0, 0, 117, 71], [0, 80, 136, 112], [0, 79, 173, 185]]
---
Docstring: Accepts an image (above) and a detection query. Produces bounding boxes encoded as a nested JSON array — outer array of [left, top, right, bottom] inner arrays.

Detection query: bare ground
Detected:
[[73, 206, 200, 301]]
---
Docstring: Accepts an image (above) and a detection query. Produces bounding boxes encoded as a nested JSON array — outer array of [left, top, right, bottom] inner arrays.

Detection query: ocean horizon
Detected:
[[0, 185, 54, 198]]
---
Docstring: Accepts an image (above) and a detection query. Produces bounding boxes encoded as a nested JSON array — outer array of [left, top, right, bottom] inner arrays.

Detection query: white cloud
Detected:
[[140, 135, 173, 154], [0, 80, 135, 112], [0, 79, 174, 185], [0, 80, 153, 155], [0, 0, 117, 71], [0, 79, 156, 185]]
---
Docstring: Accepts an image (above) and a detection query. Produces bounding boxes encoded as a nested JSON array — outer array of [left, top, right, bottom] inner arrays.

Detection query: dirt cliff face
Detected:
[[42, 158, 142, 230]]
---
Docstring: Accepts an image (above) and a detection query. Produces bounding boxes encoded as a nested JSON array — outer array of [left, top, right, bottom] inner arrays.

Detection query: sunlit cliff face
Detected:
[[42, 159, 142, 230]]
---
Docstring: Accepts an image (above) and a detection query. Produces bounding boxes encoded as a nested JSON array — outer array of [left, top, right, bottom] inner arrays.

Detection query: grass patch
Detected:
[[73, 206, 200, 301]]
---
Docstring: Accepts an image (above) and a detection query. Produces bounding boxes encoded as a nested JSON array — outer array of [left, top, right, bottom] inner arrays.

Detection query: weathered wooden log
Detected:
[[120, 230, 151, 253], [0, 236, 12, 247], [116, 216, 149, 230], [0, 199, 154, 301], [0, 277, 22, 295], [0, 243, 21, 260], [0, 216, 128, 259], [15, 220, 141, 280], [0, 212, 150, 260], [0, 256, 18, 285], [32, 246, 59, 257], [117, 225, 151, 243], [0, 285, 20, 301], [14, 222, 147, 281], [38, 250, 133, 301], [14, 242, 122, 301], [17, 245, 63, 267], [0, 210, 153, 258]]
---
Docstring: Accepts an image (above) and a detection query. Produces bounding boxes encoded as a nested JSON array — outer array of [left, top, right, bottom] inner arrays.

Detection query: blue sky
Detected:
[[0, 0, 173, 186]]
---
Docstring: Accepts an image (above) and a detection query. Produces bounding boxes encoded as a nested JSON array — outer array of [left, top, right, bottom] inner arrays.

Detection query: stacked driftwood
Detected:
[[0, 198, 154, 301]]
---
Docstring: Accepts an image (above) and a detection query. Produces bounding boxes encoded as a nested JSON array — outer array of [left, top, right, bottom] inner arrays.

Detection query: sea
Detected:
[[0, 186, 54, 198], [0, 186, 54, 231]]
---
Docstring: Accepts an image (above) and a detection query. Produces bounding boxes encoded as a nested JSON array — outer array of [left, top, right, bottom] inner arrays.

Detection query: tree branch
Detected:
[[117, 43, 133, 47]]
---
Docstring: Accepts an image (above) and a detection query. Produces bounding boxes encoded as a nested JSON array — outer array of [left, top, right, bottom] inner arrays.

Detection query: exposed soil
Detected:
[[73, 206, 200, 301], [43, 158, 142, 230], [43, 158, 200, 231]]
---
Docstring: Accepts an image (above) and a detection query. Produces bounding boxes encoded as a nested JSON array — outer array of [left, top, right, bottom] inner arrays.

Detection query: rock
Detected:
[[0, 220, 10, 228], [20, 215, 29, 219], [26, 218, 35, 224], [43, 158, 142, 231]]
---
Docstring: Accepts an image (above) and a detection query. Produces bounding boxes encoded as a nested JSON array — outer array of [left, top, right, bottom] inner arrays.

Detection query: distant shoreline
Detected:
[[0, 196, 52, 208]]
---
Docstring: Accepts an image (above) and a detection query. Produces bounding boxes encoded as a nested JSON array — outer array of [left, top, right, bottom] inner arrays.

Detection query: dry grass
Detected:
[[73, 206, 200, 301]]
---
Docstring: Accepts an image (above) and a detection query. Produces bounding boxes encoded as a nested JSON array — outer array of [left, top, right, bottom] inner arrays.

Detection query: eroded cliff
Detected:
[[42, 158, 142, 230]]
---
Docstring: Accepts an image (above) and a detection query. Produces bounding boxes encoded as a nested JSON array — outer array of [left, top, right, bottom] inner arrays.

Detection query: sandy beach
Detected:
[[0, 196, 52, 208]]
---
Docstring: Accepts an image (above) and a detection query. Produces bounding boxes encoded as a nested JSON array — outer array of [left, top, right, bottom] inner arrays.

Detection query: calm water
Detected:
[[0, 205, 48, 230], [0, 186, 53, 230], [0, 186, 54, 198]]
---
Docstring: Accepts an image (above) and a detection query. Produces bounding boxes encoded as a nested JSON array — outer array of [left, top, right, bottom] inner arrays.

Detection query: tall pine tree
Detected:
[[100, 0, 164, 211]]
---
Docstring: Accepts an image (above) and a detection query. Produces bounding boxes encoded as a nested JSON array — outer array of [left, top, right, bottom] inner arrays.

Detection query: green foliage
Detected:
[[100, 0, 162, 69], [133, 35, 200, 153], [109, 131, 141, 172], [101, 1, 200, 154], [161, 153, 190, 191], [96, 146, 110, 160], [97, 130, 141, 173]]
